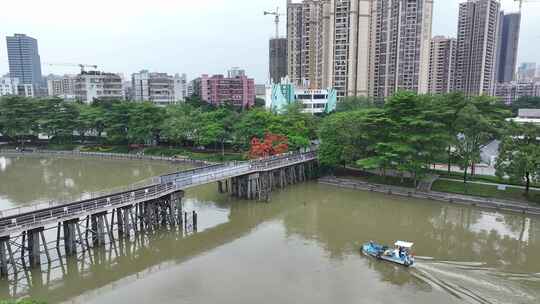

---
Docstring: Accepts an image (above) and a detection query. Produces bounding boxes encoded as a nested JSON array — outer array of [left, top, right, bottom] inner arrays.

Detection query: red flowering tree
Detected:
[[249, 133, 289, 159]]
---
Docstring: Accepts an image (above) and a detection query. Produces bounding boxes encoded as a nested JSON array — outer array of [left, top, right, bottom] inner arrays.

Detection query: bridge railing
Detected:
[[0, 182, 178, 235], [0, 174, 161, 219]]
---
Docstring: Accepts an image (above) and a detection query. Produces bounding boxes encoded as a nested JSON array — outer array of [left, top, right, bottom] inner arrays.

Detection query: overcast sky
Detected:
[[0, 0, 539, 84]]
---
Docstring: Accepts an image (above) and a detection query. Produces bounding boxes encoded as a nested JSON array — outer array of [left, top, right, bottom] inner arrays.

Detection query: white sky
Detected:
[[0, 0, 539, 84]]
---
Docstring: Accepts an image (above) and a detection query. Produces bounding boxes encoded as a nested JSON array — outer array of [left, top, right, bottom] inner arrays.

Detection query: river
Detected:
[[0, 155, 539, 304]]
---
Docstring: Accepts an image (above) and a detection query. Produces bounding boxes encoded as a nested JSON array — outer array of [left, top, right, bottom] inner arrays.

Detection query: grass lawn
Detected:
[[432, 179, 540, 204]]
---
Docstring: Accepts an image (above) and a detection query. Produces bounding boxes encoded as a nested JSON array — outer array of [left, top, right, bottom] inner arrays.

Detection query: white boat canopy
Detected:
[[395, 241, 414, 248]]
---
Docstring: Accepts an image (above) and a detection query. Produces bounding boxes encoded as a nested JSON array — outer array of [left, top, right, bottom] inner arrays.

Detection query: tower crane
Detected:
[[45, 63, 98, 74], [264, 7, 284, 39]]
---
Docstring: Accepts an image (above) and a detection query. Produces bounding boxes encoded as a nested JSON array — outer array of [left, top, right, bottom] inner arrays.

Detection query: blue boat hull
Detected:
[[361, 242, 414, 267]]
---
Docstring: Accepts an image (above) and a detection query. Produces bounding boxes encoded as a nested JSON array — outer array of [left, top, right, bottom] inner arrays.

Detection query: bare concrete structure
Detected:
[[269, 38, 288, 84], [428, 36, 457, 94], [454, 0, 501, 96]]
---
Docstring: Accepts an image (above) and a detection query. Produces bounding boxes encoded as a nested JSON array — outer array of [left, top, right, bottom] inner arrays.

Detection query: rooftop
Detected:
[[518, 109, 540, 118]]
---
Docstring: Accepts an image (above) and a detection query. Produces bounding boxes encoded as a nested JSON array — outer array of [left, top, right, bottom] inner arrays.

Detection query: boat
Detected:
[[361, 240, 415, 267]]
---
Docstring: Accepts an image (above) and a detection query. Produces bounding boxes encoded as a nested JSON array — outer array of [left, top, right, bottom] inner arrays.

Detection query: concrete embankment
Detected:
[[319, 176, 540, 216]]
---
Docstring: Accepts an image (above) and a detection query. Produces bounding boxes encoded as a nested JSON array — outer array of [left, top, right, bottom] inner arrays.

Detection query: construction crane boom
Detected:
[[264, 7, 284, 39], [45, 63, 98, 74]]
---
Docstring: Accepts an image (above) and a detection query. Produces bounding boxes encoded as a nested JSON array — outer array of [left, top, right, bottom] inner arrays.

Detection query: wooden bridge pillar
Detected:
[[27, 227, 44, 268], [63, 219, 78, 256], [170, 191, 184, 226], [0, 236, 10, 278], [91, 212, 107, 246], [120, 206, 132, 237]]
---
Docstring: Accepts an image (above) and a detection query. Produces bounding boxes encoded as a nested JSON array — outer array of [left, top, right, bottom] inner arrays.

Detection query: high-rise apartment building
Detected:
[[287, 0, 324, 89], [6, 34, 43, 88], [454, 0, 501, 96], [269, 38, 288, 84], [369, 0, 433, 100], [495, 12, 521, 83], [287, 0, 432, 100], [320, 0, 374, 97], [74, 71, 124, 104], [428, 36, 456, 94]]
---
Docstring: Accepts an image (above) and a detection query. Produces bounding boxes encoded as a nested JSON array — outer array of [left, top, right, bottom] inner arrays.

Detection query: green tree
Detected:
[[435, 93, 468, 173], [364, 92, 446, 186], [127, 102, 165, 145], [278, 103, 318, 150], [319, 109, 386, 168], [455, 96, 510, 183], [0, 96, 38, 147], [233, 108, 278, 147], [38, 98, 79, 143], [509, 96, 540, 116], [161, 104, 202, 146], [199, 107, 238, 156], [103, 102, 132, 144], [335, 96, 376, 112], [496, 123, 540, 195]]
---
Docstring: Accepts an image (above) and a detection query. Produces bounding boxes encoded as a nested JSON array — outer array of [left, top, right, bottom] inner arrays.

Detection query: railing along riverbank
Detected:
[[319, 176, 540, 216], [0, 149, 215, 166]]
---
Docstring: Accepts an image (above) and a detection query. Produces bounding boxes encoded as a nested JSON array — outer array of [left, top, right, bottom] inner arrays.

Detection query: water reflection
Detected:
[[0, 157, 11, 172], [0, 156, 180, 209]]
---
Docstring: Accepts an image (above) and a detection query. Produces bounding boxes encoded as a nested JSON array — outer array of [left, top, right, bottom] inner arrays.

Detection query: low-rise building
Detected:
[[509, 108, 540, 125], [495, 81, 540, 104], [74, 71, 124, 104], [195, 74, 255, 108], [47, 75, 76, 100], [0, 77, 19, 96], [0, 77, 35, 97], [132, 70, 187, 106], [265, 77, 336, 115]]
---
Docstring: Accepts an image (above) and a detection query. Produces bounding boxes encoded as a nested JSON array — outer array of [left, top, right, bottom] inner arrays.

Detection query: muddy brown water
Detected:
[[0, 156, 539, 304]]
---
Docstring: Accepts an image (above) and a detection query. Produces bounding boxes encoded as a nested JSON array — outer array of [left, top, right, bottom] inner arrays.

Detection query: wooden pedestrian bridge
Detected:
[[0, 150, 318, 277]]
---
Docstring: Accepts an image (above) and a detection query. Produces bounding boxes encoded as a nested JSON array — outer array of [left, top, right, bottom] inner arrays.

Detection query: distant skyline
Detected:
[[1, 0, 539, 84]]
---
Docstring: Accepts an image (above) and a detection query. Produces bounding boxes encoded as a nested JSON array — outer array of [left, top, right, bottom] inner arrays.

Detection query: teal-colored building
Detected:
[[265, 81, 337, 115]]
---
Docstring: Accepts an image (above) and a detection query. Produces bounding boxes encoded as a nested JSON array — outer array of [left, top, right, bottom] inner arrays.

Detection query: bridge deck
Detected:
[[0, 151, 317, 237]]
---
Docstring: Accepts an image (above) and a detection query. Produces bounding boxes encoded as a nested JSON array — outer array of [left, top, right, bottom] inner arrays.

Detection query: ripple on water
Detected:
[[412, 260, 539, 304]]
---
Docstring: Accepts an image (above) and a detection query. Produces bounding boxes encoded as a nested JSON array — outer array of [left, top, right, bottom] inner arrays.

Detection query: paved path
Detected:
[[432, 164, 496, 176], [438, 178, 540, 192]]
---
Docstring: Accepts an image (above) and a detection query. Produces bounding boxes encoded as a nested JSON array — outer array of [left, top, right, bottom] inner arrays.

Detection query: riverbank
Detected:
[[432, 179, 540, 204], [0, 149, 214, 167], [319, 176, 540, 216]]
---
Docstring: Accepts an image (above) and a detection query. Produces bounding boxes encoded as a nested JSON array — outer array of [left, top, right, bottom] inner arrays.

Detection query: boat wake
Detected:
[[411, 260, 540, 304]]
